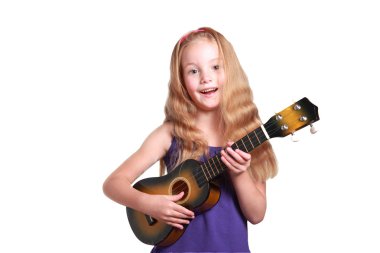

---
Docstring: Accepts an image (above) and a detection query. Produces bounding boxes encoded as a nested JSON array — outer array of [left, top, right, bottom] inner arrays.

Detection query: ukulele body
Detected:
[[126, 158, 220, 246]]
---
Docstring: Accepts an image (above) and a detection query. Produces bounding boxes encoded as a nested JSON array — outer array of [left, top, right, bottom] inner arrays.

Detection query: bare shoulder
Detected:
[[109, 122, 174, 183], [149, 121, 173, 140], [138, 121, 174, 161]]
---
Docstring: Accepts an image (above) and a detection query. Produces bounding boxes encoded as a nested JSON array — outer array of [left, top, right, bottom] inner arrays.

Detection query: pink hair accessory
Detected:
[[179, 28, 206, 44]]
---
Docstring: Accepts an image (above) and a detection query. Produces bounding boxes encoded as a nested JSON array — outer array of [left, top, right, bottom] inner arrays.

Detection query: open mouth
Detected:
[[200, 88, 218, 94]]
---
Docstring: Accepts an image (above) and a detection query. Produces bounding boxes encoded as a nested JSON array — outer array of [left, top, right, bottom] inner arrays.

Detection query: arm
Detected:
[[103, 122, 194, 229], [221, 142, 267, 224]]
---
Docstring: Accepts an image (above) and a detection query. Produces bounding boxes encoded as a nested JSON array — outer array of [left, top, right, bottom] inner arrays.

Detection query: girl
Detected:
[[103, 27, 278, 252]]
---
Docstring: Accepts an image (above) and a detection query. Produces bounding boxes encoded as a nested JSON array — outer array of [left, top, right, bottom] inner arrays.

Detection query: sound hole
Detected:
[[170, 177, 190, 205]]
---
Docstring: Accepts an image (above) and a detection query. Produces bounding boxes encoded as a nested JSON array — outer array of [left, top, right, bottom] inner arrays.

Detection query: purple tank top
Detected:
[[151, 139, 250, 253]]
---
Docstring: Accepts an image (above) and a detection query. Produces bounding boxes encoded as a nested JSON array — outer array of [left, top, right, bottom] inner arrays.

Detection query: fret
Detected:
[[253, 130, 261, 144], [215, 155, 224, 170], [201, 155, 226, 182], [243, 135, 254, 151], [248, 131, 260, 147], [233, 140, 240, 151], [207, 160, 216, 177], [218, 154, 228, 170], [211, 157, 219, 174], [200, 164, 209, 181], [246, 134, 255, 150], [204, 162, 213, 179], [234, 139, 246, 152], [255, 127, 268, 143], [241, 137, 249, 152]]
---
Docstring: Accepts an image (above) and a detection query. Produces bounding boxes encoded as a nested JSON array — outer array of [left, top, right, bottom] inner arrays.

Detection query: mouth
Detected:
[[200, 88, 218, 94]]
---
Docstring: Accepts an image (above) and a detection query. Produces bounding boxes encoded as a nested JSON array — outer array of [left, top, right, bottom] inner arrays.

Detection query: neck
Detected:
[[195, 110, 220, 127], [195, 110, 224, 147]]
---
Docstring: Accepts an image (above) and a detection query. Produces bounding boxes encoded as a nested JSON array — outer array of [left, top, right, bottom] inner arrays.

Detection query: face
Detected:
[[181, 38, 225, 112]]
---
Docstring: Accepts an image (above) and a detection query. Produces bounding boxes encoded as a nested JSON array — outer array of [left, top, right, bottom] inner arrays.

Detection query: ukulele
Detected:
[[126, 97, 319, 246]]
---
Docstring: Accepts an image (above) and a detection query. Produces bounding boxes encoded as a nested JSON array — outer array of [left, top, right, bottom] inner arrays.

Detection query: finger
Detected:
[[221, 150, 234, 166], [167, 222, 184, 230], [227, 148, 251, 165], [222, 149, 249, 172], [166, 193, 195, 218], [166, 214, 191, 225], [226, 141, 234, 146], [222, 149, 242, 166], [173, 204, 194, 218], [225, 142, 251, 160], [235, 149, 251, 161], [220, 155, 241, 173], [164, 211, 192, 230], [167, 191, 184, 201]]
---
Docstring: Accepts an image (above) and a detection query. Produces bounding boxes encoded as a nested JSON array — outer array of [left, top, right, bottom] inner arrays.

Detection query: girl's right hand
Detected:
[[145, 192, 195, 230]]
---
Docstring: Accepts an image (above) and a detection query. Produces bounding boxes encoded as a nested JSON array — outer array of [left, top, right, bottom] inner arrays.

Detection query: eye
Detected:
[[213, 65, 220, 70], [190, 69, 198, 74]]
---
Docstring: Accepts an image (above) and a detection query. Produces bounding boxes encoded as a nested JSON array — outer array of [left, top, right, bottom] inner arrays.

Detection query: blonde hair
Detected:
[[161, 27, 277, 181]]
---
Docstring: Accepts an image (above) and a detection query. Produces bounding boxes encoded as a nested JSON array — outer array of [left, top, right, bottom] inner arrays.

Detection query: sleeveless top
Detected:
[[151, 138, 250, 253]]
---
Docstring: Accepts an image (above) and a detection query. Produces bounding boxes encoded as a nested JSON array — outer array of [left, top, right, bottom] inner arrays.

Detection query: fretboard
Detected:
[[195, 125, 268, 187]]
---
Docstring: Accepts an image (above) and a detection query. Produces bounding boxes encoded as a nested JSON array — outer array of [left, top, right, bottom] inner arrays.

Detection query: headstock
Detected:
[[264, 97, 319, 139]]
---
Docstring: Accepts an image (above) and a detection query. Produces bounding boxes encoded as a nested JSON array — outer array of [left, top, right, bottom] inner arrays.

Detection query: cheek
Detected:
[[184, 77, 198, 93], [219, 72, 226, 85]]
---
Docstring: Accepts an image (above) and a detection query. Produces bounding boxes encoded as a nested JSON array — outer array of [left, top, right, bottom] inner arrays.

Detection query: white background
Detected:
[[1, 0, 379, 252]]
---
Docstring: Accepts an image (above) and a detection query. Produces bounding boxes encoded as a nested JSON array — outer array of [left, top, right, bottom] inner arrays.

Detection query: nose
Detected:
[[200, 70, 212, 84]]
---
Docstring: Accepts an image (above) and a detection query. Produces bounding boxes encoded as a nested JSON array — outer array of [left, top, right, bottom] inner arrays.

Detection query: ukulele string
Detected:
[[170, 110, 299, 193], [170, 116, 288, 193]]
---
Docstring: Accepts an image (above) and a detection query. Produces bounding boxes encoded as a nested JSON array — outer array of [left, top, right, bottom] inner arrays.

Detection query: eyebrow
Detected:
[[182, 58, 221, 68]]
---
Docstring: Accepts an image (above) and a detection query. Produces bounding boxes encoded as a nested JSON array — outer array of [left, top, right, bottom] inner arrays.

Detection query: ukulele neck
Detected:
[[196, 126, 269, 185]]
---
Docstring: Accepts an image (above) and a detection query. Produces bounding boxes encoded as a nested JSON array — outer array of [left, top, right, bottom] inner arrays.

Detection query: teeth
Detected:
[[200, 88, 217, 93]]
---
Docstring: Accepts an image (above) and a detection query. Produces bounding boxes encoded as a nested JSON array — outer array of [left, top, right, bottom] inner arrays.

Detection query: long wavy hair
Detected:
[[160, 27, 277, 181]]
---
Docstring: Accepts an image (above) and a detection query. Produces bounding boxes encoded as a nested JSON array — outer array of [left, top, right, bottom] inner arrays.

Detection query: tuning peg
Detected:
[[291, 133, 300, 142], [310, 124, 318, 134]]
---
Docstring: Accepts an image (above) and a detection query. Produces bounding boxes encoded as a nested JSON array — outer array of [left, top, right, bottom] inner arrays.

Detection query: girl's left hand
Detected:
[[221, 141, 251, 176]]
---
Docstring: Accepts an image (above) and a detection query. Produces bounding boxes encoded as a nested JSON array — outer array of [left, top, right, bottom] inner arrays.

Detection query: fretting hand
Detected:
[[220, 141, 251, 176]]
